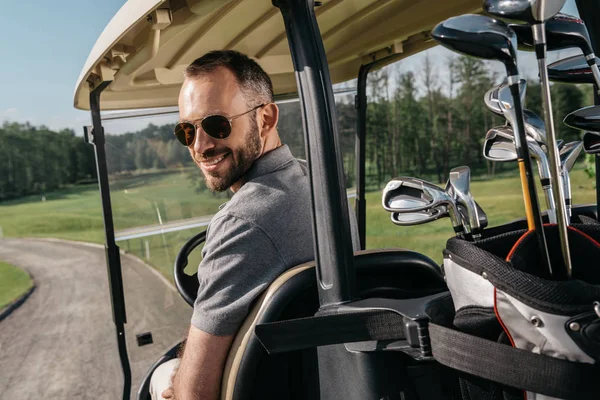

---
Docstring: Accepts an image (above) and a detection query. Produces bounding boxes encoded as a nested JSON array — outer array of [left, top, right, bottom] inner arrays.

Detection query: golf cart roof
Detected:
[[74, 0, 481, 111]]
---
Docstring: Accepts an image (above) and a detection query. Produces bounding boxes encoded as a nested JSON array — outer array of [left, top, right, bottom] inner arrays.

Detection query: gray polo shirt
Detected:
[[191, 145, 316, 336]]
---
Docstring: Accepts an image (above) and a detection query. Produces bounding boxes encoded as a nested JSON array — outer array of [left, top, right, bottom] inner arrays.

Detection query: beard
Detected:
[[202, 119, 262, 192]]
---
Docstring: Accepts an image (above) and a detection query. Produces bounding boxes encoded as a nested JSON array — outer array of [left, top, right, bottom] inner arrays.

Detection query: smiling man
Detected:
[[149, 50, 318, 400]]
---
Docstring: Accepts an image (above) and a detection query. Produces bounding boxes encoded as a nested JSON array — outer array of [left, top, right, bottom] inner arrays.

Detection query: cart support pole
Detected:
[[355, 64, 372, 251], [88, 81, 132, 400], [274, 0, 357, 307], [575, 0, 600, 221]]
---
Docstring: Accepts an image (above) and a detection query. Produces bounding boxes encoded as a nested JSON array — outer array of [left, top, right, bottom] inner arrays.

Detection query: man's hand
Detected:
[[172, 325, 235, 400]]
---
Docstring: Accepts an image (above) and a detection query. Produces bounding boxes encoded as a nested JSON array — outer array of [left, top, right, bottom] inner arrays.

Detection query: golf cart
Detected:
[[74, 0, 600, 399]]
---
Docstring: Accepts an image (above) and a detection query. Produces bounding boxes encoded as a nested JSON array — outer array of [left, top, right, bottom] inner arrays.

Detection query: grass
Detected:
[[0, 166, 596, 278], [0, 261, 33, 309]]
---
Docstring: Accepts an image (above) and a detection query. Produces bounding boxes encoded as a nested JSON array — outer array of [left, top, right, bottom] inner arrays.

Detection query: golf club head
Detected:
[[484, 0, 566, 24], [431, 14, 519, 76], [485, 126, 551, 179], [548, 54, 600, 84], [448, 166, 482, 237], [560, 141, 584, 172], [564, 106, 600, 132], [382, 177, 466, 235], [484, 126, 518, 161], [560, 141, 582, 220], [390, 208, 447, 226], [485, 79, 527, 116], [460, 203, 489, 230], [510, 14, 593, 55], [523, 109, 547, 144], [583, 131, 600, 154]]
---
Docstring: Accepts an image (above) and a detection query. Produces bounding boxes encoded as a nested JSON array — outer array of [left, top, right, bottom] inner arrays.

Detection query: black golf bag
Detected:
[[426, 221, 600, 400]]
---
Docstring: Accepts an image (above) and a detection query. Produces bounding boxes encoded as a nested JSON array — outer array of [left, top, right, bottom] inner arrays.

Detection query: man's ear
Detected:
[[259, 103, 279, 138]]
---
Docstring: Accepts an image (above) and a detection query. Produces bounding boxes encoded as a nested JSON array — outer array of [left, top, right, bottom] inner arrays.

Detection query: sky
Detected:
[[0, 0, 583, 135]]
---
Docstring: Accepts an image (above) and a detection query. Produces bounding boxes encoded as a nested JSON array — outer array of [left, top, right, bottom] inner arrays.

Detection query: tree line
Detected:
[[0, 123, 97, 200], [0, 54, 593, 201]]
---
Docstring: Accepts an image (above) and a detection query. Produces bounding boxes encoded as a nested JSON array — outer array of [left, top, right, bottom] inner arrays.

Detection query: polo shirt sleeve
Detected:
[[191, 213, 285, 336]]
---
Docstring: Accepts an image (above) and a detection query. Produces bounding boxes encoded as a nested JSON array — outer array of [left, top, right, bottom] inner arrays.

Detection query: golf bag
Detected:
[[427, 223, 600, 400]]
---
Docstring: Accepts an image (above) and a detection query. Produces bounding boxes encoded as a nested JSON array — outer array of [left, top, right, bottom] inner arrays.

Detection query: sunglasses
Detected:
[[174, 104, 266, 146]]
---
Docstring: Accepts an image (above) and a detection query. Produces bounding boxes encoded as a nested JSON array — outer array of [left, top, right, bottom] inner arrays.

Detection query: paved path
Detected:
[[0, 238, 191, 399]]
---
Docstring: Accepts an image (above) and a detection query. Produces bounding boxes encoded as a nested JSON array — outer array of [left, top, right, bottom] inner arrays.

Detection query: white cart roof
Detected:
[[74, 0, 481, 110]]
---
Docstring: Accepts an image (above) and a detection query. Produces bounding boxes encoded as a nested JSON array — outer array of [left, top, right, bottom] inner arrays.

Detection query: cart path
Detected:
[[0, 238, 191, 400]]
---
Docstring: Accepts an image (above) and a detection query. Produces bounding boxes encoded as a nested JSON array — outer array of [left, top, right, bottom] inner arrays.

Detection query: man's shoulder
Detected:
[[225, 158, 310, 219]]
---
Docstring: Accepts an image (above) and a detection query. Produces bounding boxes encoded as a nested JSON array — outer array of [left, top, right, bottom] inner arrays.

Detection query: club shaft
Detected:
[[542, 185, 557, 224], [588, 56, 600, 95], [533, 23, 572, 277], [509, 80, 553, 276], [561, 169, 572, 221]]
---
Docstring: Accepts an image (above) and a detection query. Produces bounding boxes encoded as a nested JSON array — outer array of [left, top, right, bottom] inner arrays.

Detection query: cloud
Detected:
[[5, 108, 17, 114]]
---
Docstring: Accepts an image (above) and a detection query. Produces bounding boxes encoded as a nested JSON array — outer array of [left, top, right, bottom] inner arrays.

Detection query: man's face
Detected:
[[178, 67, 263, 192]]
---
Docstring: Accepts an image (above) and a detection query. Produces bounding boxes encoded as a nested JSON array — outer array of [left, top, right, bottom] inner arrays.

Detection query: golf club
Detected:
[[447, 166, 483, 239], [564, 105, 600, 132], [484, 79, 527, 115], [391, 202, 488, 232], [485, 82, 548, 145], [548, 54, 600, 85], [484, 126, 557, 223], [510, 13, 600, 95], [559, 141, 584, 220], [484, 0, 571, 277], [433, 14, 551, 273], [583, 131, 600, 154], [382, 177, 470, 237]]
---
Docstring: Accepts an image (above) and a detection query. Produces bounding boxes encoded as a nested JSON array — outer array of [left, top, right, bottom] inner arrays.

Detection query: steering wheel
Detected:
[[174, 230, 206, 307]]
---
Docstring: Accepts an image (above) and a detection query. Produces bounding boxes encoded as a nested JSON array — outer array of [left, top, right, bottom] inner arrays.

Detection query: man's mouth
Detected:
[[199, 152, 230, 170]]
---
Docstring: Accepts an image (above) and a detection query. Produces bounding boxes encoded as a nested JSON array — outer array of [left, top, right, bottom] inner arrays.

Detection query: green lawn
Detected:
[[0, 166, 596, 277], [0, 261, 33, 309]]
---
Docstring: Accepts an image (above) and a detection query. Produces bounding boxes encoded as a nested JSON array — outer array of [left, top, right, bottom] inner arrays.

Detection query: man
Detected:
[[150, 50, 319, 400]]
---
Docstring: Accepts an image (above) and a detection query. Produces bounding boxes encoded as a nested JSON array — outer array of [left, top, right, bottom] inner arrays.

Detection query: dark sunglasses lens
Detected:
[[174, 123, 195, 146], [202, 116, 231, 139]]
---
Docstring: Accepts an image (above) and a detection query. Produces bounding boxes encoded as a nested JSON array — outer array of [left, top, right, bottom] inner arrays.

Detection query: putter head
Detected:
[[549, 54, 600, 84], [583, 131, 600, 154], [432, 14, 519, 76], [485, 79, 527, 116], [564, 105, 600, 132], [382, 177, 466, 234], [448, 166, 482, 236], [560, 141, 584, 171], [510, 14, 593, 55], [484, 0, 566, 24]]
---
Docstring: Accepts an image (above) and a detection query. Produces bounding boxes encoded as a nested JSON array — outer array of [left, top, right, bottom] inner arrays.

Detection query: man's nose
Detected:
[[192, 126, 215, 153]]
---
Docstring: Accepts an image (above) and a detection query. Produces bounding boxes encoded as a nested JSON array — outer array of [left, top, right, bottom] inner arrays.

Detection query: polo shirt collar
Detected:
[[243, 144, 295, 182]]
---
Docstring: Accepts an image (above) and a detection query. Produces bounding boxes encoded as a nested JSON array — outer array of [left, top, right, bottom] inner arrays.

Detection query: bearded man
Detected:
[[149, 50, 329, 400]]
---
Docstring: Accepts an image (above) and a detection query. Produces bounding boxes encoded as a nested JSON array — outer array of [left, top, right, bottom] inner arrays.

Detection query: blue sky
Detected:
[[0, 1, 582, 134], [0, 0, 125, 132]]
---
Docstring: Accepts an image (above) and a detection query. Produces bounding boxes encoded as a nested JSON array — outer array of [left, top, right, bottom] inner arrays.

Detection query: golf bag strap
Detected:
[[255, 309, 407, 354], [429, 322, 599, 399]]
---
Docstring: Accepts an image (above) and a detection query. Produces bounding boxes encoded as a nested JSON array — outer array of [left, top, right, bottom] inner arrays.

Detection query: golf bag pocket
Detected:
[[433, 225, 600, 400]]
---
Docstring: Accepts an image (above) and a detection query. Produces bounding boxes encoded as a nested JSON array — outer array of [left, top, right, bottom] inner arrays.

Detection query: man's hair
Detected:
[[185, 50, 274, 105]]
